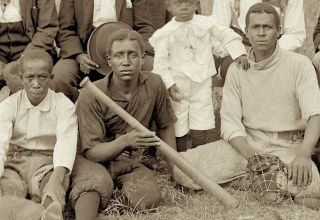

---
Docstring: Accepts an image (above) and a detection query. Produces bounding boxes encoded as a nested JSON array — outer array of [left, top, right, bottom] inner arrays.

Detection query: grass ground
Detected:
[[68, 1, 320, 219]]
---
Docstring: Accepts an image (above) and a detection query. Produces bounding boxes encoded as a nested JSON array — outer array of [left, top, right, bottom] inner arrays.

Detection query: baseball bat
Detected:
[[80, 77, 239, 208]]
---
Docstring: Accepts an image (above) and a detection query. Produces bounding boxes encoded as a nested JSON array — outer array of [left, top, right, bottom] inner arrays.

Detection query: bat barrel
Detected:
[[80, 77, 239, 208]]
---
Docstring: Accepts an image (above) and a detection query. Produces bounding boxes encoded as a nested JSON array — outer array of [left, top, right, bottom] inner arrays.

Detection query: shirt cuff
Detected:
[[223, 130, 246, 142], [227, 44, 247, 60]]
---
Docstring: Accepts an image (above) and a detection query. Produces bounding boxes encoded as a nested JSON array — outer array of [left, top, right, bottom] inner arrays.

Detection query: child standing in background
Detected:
[[149, 0, 249, 152]]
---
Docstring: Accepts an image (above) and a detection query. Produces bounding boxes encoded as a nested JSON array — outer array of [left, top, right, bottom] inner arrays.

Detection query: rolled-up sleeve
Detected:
[[208, 16, 246, 60], [220, 64, 246, 141], [295, 57, 320, 122], [54, 98, 78, 174]]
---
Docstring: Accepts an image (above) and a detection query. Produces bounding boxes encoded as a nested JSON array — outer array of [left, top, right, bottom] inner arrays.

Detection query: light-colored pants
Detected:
[[173, 128, 320, 199], [172, 74, 215, 137]]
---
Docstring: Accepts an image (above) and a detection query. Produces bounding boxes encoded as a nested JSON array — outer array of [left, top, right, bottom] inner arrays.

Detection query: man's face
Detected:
[[108, 39, 144, 83], [167, 0, 198, 22], [246, 12, 280, 56], [21, 59, 53, 106]]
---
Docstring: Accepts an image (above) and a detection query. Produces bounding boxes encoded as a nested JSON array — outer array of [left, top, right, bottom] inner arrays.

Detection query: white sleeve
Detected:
[[295, 57, 320, 121], [149, 35, 175, 89], [53, 98, 77, 175], [278, 0, 306, 51], [208, 16, 247, 60], [0, 99, 14, 178], [221, 64, 246, 141], [211, 0, 233, 27]]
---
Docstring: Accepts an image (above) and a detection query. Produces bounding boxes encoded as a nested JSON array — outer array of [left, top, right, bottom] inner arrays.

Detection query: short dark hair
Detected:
[[20, 49, 53, 74], [245, 2, 280, 29], [106, 29, 145, 57]]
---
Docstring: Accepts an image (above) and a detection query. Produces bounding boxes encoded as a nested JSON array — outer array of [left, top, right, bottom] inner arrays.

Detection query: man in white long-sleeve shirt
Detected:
[[173, 3, 320, 209], [0, 50, 77, 220], [212, 0, 306, 80]]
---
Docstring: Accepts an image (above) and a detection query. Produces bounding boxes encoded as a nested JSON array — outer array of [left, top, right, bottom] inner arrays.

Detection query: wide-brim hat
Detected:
[[87, 21, 132, 76]]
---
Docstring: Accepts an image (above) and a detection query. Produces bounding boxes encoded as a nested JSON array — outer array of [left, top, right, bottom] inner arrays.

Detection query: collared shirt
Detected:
[[212, 0, 306, 51], [0, 0, 21, 23], [0, 89, 78, 176], [77, 71, 176, 152], [93, 0, 117, 28], [221, 45, 320, 141]]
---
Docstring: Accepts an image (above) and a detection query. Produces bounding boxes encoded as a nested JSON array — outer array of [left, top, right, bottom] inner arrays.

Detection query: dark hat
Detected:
[[87, 21, 132, 76]]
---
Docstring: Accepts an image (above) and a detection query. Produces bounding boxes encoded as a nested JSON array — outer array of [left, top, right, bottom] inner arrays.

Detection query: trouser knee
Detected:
[[123, 182, 161, 210], [0, 169, 27, 197], [120, 167, 161, 210], [70, 155, 114, 209]]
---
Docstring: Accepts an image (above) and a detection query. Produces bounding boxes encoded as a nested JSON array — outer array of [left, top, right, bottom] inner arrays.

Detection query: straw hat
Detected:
[[87, 21, 132, 76]]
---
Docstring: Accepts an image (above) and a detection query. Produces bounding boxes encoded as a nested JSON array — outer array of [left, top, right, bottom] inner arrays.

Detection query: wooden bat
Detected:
[[80, 77, 239, 208]]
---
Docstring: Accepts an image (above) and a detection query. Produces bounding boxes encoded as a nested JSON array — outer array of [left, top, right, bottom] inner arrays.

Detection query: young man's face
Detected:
[[246, 12, 280, 57], [21, 59, 53, 106], [167, 0, 198, 22], [108, 39, 144, 83]]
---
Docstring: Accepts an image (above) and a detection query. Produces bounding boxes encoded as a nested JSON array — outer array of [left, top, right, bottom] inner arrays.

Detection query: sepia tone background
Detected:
[[65, 1, 320, 219]]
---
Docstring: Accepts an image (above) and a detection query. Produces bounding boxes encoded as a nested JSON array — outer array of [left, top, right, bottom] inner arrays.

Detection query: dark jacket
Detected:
[[20, 0, 58, 54], [56, 0, 155, 58]]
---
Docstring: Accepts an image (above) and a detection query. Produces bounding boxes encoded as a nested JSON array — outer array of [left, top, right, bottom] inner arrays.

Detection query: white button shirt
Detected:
[[0, 89, 78, 177], [93, 0, 117, 28]]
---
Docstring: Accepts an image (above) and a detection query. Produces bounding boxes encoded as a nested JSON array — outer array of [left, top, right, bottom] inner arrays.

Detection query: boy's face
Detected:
[[107, 39, 145, 83], [167, 0, 198, 22], [21, 59, 53, 106]]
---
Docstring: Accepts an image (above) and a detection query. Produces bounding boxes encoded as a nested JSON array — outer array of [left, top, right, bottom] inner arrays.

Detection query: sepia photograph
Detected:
[[0, 0, 320, 219]]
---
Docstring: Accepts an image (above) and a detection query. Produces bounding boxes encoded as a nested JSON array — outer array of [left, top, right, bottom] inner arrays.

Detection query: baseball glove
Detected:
[[246, 153, 290, 204]]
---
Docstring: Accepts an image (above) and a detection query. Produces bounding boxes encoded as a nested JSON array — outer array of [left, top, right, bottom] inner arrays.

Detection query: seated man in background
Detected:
[[149, 0, 171, 30], [0, 0, 58, 101], [212, 0, 306, 81], [173, 3, 320, 209], [70, 29, 177, 220], [0, 50, 77, 220], [52, 0, 155, 102]]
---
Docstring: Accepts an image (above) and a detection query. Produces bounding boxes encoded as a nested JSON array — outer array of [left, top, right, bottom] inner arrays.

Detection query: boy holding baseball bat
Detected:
[[70, 28, 177, 220]]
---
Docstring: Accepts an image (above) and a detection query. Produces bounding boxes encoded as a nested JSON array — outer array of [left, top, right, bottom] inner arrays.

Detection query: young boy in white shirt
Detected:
[[150, 0, 249, 151], [0, 49, 77, 220]]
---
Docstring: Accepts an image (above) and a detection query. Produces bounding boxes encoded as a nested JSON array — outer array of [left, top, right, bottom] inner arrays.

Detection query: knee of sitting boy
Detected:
[[127, 184, 162, 210]]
